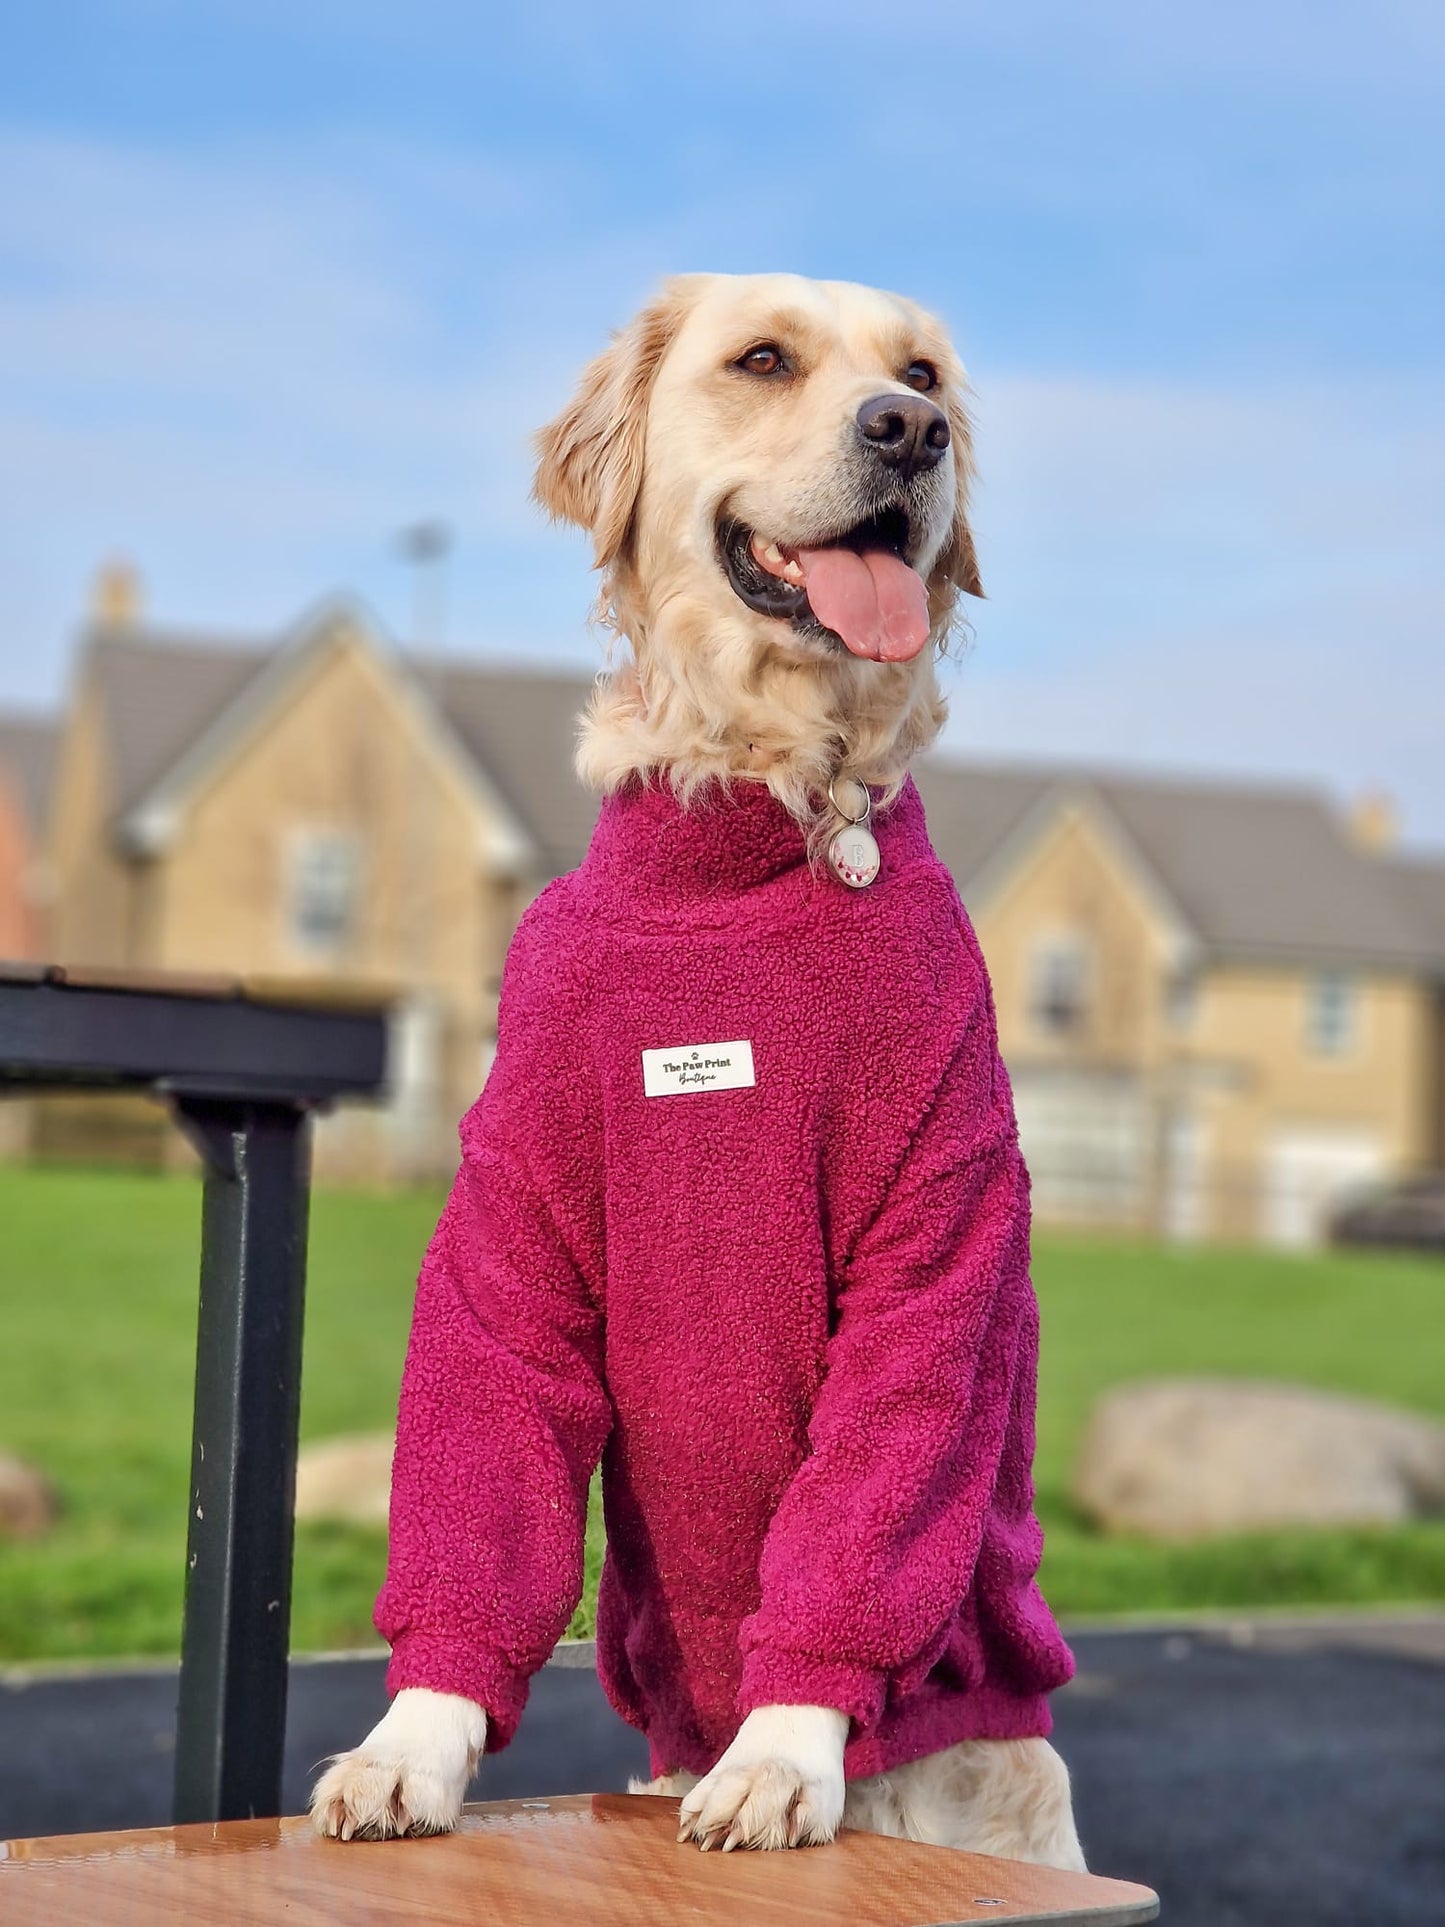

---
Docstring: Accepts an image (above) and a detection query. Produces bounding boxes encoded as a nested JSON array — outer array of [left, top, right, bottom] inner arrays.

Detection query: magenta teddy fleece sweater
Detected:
[[376, 774, 1075, 1780]]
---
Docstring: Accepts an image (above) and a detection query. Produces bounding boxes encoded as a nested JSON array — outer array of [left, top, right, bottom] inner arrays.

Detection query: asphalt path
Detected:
[[3, 1615, 1441, 1925]]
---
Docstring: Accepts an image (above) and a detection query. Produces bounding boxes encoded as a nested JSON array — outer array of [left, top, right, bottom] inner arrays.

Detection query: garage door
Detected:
[[1010, 1069, 1150, 1226], [1262, 1127, 1386, 1249]]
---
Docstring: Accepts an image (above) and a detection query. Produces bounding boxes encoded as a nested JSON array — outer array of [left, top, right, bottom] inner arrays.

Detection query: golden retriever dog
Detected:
[[312, 273, 1084, 1872], [548, 271, 978, 827]]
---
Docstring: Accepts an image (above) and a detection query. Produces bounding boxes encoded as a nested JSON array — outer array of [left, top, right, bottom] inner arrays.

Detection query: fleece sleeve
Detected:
[[374, 929, 611, 1751], [736, 942, 1032, 1733]]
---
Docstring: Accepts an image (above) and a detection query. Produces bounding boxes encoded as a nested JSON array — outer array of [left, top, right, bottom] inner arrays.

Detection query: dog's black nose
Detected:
[[855, 393, 950, 478]]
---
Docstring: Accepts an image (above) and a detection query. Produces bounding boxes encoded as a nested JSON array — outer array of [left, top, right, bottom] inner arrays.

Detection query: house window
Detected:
[[1166, 971, 1200, 1031], [1030, 936, 1090, 1037], [286, 830, 361, 956], [1305, 971, 1357, 1057]]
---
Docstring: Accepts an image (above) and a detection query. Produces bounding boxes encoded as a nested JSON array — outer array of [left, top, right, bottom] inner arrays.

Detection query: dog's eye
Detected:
[[903, 360, 939, 393], [738, 343, 786, 376]]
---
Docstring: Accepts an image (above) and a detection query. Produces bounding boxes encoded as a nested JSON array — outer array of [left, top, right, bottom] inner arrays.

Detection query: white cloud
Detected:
[[1, 123, 1441, 843], [0, 129, 608, 654], [968, 368, 1442, 617], [945, 371, 1445, 841]]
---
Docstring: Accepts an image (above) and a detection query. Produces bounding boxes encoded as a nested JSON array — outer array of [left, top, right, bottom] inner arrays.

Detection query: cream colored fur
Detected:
[[533, 271, 982, 834], [649, 1733, 1085, 1871], [314, 1690, 1086, 1871], [311, 275, 1085, 1871], [311, 1686, 485, 1840], [675, 1705, 849, 1852]]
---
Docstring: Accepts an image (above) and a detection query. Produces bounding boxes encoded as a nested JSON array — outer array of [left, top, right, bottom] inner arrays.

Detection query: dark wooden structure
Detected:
[[0, 962, 388, 1827]]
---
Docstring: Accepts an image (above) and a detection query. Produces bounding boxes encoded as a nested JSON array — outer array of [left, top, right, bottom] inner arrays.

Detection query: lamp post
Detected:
[[393, 519, 453, 1177], [398, 518, 452, 651]]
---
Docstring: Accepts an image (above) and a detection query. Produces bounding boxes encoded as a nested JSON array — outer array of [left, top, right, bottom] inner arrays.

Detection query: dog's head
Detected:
[[535, 273, 982, 804]]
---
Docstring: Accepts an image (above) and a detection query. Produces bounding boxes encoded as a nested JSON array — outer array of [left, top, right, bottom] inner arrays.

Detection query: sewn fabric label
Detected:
[[641, 1039, 755, 1098]]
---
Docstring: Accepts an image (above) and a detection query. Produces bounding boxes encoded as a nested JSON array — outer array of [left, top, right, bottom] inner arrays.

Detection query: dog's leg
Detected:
[[310, 1687, 487, 1840], [845, 1737, 1086, 1872], [629, 1768, 700, 1797], [676, 1705, 848, 1851]]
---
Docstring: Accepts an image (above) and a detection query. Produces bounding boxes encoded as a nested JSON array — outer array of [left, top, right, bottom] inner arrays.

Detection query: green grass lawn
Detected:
[[0, 1164, 1441, 1664]]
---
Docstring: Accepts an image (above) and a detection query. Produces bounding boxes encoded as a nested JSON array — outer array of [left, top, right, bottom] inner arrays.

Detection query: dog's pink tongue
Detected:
[[799, 548, 930, 661]]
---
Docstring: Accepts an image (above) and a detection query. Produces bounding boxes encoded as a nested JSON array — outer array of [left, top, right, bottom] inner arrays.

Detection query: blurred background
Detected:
[[1, 4, 1442, 1918]]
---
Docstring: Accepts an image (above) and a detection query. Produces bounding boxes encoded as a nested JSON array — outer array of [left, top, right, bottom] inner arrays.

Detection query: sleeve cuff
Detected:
[[737, 1647, 887, 1734], [385, 1631, 530, 1754]]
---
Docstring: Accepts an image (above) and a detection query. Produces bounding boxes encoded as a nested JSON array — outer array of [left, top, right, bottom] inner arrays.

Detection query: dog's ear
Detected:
[[938, 382, 984, 600], [533, 279, 700, 572]]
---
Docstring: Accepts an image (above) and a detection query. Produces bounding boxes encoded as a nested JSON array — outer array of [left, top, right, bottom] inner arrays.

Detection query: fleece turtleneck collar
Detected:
[[574, 773, 932, 912]]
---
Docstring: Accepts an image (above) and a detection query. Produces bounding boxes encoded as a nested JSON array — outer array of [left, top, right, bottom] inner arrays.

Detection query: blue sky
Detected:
[[3, 2, 1443, 840]]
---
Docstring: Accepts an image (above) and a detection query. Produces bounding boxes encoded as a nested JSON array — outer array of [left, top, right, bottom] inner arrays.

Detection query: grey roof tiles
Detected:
[[4, 617, 1442, 974]]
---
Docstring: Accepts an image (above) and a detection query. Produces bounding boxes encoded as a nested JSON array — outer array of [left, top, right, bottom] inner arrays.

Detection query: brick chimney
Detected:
[[1348, 788, 1397, 853], [91, 560, 142, 628]]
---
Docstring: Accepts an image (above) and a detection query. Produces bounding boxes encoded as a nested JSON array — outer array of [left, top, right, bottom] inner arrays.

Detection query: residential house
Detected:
[[36, 592, 586, 1179], [4, 579, 1443, 1240], [0, 711, 58, 960], [918, 764, 1445, 1246], [0, 710, 59, 1161]]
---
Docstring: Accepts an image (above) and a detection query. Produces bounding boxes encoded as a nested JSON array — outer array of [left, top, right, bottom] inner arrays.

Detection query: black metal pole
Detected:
[[171, 1099, 312, 1824]]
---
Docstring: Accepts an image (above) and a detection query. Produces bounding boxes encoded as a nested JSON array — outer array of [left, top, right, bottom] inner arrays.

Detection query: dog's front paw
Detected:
[[310, 1687, 486, 1841], [310, 1749, 459, 1842], [677, 1705, 848, 1852]]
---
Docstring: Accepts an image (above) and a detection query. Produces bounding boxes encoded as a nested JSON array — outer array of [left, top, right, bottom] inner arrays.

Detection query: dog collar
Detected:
[[826, 775, 881, 889]]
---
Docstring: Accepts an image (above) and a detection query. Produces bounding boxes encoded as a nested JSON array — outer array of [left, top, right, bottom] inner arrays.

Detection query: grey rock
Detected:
[[294, 1433, 394, 1527], [0, 1452, 58, 1540], [1072, 1379, 1445, 1538]]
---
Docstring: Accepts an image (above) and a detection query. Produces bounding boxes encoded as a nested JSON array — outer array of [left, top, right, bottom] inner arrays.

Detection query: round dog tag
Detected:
[[828, 821, 881, 889]]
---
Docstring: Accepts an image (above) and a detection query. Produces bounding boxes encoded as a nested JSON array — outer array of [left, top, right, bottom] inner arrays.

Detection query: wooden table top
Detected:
[[1, 1793, 1158, 1926]]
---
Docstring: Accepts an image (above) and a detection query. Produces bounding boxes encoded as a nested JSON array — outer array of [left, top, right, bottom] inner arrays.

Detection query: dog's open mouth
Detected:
[[717, 508, 931, 662]]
